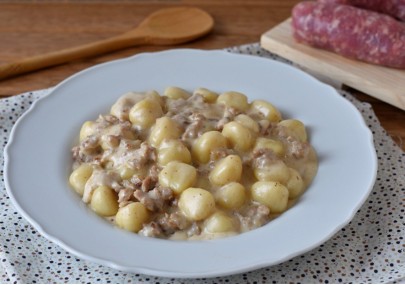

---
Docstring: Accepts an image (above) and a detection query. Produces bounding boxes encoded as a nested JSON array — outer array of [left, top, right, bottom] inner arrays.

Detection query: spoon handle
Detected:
[[0, 31, 146, 81]]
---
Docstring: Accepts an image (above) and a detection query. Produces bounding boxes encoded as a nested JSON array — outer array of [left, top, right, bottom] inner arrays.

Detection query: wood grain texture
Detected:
[[0, 0, 403, 150], [0, 7, 214, 80], [261, 19, 405, 111]]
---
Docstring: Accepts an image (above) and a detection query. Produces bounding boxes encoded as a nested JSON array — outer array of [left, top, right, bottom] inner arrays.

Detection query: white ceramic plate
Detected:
[[4, 49, 377, 278]]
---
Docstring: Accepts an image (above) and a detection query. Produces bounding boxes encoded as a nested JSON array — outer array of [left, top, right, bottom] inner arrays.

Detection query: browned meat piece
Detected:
[[286, 136, 310, 159], [155, 187, 174, 200], [81, 136, 100, 155], [187, 222, 201, 237], [252, 148, 278, 168], [147, 187, 174, 210], [103, 135, 120, 148], [71, 136, 102, 164], [216, 107, 240, 131], [130, 175, 143, 187], [215, 117, 230, 131], [148, 164, 161, 181], [118, 188, 134, 207], [118, 188, 133, 203], [96, 115, 136, 140], [128, 142, 156, 169], [72, 146, 80, 160], [72, 113, 138, 165], [139, 222, 163, 237], [134, 189, 155, 211], [121, 177, 138, 190], [171, 111, 192, 127], [182, 113, 206, 139], [141, 176, 157, 192], [157, 212, 189, 234], [97, 114, 119, 126], [238, 204, 270, 231], [271, 125, 309, 159], [120, 175, 143, 191], [134, 186, 174, 212], [210, 147, 234, 162]]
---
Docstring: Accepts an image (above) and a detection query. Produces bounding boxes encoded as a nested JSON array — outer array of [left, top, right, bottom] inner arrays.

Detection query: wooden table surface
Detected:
[[1, 0, 404, 150]]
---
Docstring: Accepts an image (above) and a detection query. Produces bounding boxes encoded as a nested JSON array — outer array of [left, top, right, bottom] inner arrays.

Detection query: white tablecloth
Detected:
[[1, 44, 404, 283]]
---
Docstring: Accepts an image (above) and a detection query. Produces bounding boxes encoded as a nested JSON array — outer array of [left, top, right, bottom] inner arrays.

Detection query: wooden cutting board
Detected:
[[260, 18, 405, 111]]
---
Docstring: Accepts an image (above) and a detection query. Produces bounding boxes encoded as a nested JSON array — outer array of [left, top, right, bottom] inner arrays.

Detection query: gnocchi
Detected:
[[69, 163, 93, 196], [148, 117, 182, 147], [70, 87, 318, 240], [253, 159, 290, 184], [129, 98, 163, 129], [90, 186, 119, 217], [215, 182, 246, 209], [250, 100, 281, 122], [157, 139, 191, 166], [116, 202, 149, 232], [158, 161, 197, 194], [217, 91, 249, 111], [222, 122, 254, 152], [192, 131, 228, 163], [179, 187, 215, 221], [278, 119, 307, 142], [203, 212, 236, 233], [253, 138, 285, 157], [251, 181, 289, 213], [209, 155, 243, 186], [193, 87, 218, 103], [79, 121, 95, 142], [164, 86, 191, 100]]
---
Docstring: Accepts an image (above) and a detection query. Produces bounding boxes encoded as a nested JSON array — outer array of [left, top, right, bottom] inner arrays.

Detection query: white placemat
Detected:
[[1, 44, 404, 283]]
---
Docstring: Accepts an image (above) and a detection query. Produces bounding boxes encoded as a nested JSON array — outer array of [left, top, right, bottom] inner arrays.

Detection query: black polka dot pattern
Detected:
[[0, 45, 404, 283]]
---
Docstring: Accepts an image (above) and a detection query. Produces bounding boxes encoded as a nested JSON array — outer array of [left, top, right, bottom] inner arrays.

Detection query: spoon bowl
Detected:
[[134, 7, 214, 44]]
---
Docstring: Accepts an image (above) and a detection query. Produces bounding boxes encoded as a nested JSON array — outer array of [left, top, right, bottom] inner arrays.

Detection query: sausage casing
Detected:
[[292, 1, 405, 68], [319, 0, 405, 22]]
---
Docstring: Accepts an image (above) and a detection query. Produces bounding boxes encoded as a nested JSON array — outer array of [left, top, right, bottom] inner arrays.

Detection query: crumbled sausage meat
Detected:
[[134, 189, 155, 211], [148, 164, 161, 181], [182, 113, 207, 139], [118, 188, 133, 203], [118, 188, 134, 207], [72, 136, 102, 165], [187, 222, 201, 237], [141, 176, 157, 192], [103, 135, 120, 148], [129, 142, 156, 169], [286, 136, 310, 159], [252, 148, 278, 168], [139, 222, 163, 238], [238, 204, 270, 232], [134, 186, 174, 212], [157, 212, 189, 234], [216, 107, 239, 130]]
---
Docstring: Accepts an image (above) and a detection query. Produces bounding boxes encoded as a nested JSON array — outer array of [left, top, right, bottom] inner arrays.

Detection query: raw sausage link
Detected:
[[319, 0, 405, 22], [292, 1, 405, 69]]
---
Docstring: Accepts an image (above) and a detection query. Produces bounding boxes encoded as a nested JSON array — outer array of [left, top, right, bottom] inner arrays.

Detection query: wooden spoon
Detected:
[[0, 7, 214, 80]]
